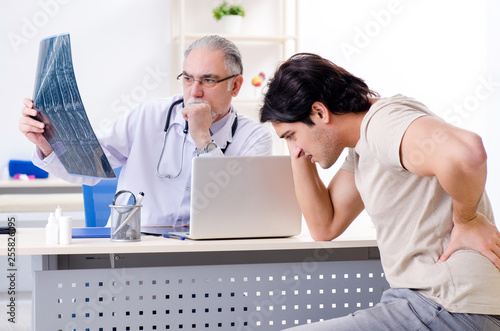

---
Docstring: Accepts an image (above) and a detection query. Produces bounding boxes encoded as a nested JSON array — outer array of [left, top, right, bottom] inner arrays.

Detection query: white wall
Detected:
[[0, 0, 171, 172], [298, 0, 500, 219]]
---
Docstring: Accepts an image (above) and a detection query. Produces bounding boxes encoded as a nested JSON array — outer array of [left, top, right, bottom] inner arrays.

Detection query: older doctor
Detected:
[[19, 35, 273, 227]]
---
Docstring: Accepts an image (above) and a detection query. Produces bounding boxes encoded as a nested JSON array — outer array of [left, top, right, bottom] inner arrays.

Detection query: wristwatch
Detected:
[[196, 140, 218, 156]]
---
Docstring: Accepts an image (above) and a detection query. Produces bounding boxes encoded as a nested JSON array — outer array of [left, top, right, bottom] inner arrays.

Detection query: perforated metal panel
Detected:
[[34, 260, 388, 330]]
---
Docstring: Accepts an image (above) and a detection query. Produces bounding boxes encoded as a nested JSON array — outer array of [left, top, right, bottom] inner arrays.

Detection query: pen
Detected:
[[140, 232, 162, 237], [112, 192, 144, 235], [163, 233, 186, 240]]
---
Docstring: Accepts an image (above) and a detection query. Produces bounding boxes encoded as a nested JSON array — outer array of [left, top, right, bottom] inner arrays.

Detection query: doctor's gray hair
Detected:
[[184, 35, 243, 76]]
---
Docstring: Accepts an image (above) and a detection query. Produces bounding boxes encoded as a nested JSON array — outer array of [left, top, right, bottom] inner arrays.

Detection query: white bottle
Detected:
[[45, 213, 59, 245], [59, 216, 73, 245], [55, 205, 63, 244]]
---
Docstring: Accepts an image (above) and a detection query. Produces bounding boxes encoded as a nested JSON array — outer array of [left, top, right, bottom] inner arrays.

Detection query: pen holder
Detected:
[[109, 204, 142, 242]]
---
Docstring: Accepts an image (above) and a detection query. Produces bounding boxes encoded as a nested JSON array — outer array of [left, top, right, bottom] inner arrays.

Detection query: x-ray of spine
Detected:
[[32, 33, 115, 178]]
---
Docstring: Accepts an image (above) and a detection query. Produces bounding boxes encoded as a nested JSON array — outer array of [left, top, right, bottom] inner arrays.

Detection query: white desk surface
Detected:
[[5, 225, 377, 256]]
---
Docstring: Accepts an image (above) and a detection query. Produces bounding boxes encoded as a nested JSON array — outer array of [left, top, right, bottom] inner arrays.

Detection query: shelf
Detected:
[[170, 0, 298, 106]]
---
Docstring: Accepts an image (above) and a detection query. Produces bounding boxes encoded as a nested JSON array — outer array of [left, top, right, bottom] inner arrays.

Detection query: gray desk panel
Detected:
[[35, 248, 389, 330]]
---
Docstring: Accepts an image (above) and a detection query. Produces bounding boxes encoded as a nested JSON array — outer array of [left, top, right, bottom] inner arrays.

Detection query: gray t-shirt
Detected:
[[341, 94, 499, 314]]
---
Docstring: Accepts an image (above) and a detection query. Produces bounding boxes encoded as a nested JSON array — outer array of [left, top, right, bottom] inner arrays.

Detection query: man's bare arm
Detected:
[[289, 146, 364, 241], [401, 115, 500, 269]]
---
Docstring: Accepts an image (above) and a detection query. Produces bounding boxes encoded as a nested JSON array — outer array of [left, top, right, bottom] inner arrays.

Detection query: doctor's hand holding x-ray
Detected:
[[19, 98, 53, 158], [17, 35, 273, 227]]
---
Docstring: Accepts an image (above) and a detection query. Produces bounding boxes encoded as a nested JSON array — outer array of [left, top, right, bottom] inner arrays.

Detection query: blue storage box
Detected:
[[8, 160, 49, 178]]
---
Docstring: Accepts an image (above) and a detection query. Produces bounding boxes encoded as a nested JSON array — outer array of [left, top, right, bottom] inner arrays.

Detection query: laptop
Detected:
[[168, 155, 302, 240]]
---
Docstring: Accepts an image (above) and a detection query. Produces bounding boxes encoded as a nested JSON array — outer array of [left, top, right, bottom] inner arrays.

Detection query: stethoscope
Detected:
[[156, 98, 238, 179]]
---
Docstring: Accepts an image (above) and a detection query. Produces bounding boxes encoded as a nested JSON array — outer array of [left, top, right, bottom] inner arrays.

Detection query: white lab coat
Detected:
[[32, 95, 273, 226]]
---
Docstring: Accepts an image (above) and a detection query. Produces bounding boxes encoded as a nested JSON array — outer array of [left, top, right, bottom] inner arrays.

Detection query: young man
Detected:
[[19, 35, 273, 227], [260, 53, 500, 330]]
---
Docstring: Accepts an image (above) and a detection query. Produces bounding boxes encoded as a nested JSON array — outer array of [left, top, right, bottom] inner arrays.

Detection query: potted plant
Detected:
[[213, 1, 245, 34]]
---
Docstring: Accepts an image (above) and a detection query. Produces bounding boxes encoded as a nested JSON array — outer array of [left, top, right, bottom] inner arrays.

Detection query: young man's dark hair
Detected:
[[260, 53, 379, 125]]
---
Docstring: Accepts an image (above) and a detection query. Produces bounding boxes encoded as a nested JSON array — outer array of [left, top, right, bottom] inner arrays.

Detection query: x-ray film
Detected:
[[32, 33, 115, 178]]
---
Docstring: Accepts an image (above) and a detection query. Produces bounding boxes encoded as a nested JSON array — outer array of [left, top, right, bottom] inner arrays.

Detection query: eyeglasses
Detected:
[[177, 73, 237, 88]]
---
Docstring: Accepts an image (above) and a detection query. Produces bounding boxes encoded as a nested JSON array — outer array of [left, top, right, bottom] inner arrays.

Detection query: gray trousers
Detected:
[[285, 288, 500, 331]]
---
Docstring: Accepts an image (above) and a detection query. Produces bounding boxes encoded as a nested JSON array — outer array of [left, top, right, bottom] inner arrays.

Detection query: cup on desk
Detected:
[[109, 204, 142, 242]]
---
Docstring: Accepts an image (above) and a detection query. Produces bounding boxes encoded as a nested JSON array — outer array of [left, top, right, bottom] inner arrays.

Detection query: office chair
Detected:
[[82, 167, 121, 227]]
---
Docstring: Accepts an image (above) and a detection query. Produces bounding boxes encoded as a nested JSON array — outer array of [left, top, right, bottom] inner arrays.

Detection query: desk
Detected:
[[8, 226, 388, 330], [0, 177, 82, 195], [0, 177, 84, 216]]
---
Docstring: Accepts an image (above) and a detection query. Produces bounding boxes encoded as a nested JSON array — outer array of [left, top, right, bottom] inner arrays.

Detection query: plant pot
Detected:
[[220, 15, 243, 34]]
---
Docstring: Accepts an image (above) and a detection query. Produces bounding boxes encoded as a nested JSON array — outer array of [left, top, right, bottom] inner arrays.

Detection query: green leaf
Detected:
[[213, 1, 245, 21]]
